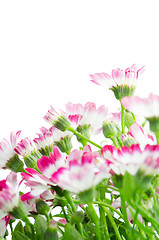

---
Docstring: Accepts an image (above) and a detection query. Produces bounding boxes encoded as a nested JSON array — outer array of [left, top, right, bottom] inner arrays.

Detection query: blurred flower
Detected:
[[101, 144, 159, 176], [90, 64, 145, 100], [52, 145, 110, 193]]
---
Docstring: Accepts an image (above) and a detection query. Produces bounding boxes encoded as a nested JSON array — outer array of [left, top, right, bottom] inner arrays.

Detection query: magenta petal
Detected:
[[37, 156, 53, 174]]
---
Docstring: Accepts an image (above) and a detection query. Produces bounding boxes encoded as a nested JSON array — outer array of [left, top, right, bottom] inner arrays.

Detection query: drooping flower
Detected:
[[90, 64, 145, 100], [44, 106, 71, 131], [65, 102, 108, 138], [15, 137, 42, 168], [0, 172, 20, 219], [51, 145, 110, 194], [121, 94, 159, 135], [0, 131, 24, 172], [33, 127, 54, 156], [101, 144, 159, 176]]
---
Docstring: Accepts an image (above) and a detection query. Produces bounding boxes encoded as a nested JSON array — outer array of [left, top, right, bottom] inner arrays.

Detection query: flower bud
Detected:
[[36, 199, 50, 215], [70, 211, 84, 224], [44, 220, 58, 240], [103, 121, 121, 138]]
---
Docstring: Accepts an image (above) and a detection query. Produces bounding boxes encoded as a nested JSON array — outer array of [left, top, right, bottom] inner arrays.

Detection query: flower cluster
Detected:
[[1, 64, 159, 240]]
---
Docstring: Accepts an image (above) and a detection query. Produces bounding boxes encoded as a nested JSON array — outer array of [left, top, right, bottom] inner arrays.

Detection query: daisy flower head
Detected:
[[44, 106, 71, 132], [121, 93, 159, 135], [51, 145, 110, 203], [65, 102, 108, 138], [33, 127, 54, 156], [0, 172, 25, 221], [101, 144, 159, 176], [90, 64, 145, 100], [0, 131, 24, 172], [15, 137, 42, 169]]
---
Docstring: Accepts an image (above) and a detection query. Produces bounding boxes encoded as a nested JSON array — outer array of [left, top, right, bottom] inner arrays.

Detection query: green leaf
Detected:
[[12, 231, 30, 240], [62, 223, 84, 240], [13, 221, 24, 234], [35, 215, 47, 240]]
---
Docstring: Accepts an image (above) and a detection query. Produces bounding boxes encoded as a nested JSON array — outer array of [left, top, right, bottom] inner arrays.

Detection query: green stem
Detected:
[[111, 137, 120, 148], [94, 201, 124, 219], [101, 206, 122, 240], [87, 203, 101, 240], [99, 206, 110, 240], [62, 206, 69, 223], [121, 103, 125, 134], [68, 127, 102, 149], [64, 191, 83, 235]]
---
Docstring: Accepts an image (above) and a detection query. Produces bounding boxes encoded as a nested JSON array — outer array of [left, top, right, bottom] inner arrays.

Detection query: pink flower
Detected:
[[101, 144, 159, 176], [44, 106, 70, 131], [0, 215, 10, 238], [33, 127, 54, 151], [0, 131, 21, 169], [14, 137, 35, 156], [90, 64, 145, 89], [121, 93, 159, 118], [65, 102, 108, 135], [51, 146, 110, 193], [0, 172, 19, 219], [21, 146, 67, 198], [129, 123, 156, 148]]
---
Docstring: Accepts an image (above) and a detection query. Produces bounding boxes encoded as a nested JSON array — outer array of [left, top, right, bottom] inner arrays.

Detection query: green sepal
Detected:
[[6, 154, 24, 172], [124, 112, 136, 129], [36, 199, 50, 215], [10, 201, 28, 222], [78, 188, 95, 204], [55, 135, 73, 155], [62, 223, 83, 240], [44, 220, 58, 240], [110, 85, 136, 101], [70, 211, 84, 224], [54, 115, 70, 132]]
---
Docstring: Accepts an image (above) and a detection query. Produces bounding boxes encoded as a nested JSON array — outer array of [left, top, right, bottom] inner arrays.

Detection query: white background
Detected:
[[0, 0, 159, 161]]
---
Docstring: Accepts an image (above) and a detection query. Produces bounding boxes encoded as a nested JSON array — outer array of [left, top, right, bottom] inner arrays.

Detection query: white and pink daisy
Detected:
[[129, 123, 156, 148], [51, 145, 110, 194], [44, 106, 71, 132], [121, 93, 159, 119], [0, 215, 10, 238], [90, 64, 145, 100], [0, 131, 21, 170], [21, 146, 67, 198], [101, 144, 159, 176], [65, 102, 108, 136], [0, 172, 20, 220], [15, 137, 42, 169]]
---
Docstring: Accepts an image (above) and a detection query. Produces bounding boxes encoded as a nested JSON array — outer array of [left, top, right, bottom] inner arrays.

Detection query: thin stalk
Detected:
[[64, 191, 83, 235], [121, 103, 125, 134], [99, 206, 110, 240], [101, 206, 122, 240], [111, 137, 121, 148], [94, 201, 124, 219], [87, 203, 101, 240], [68, 127, 102, 149]]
